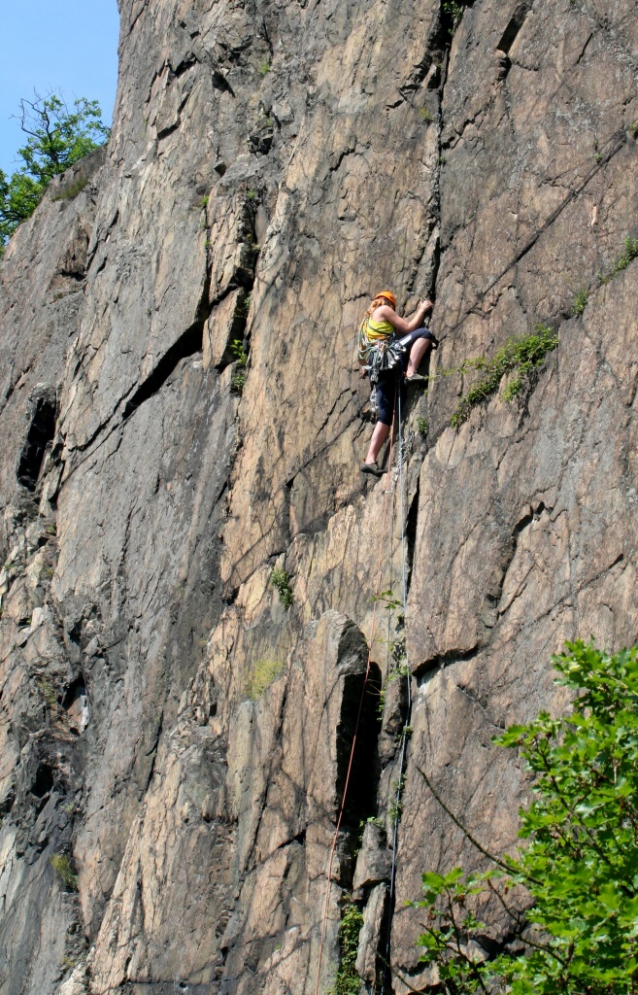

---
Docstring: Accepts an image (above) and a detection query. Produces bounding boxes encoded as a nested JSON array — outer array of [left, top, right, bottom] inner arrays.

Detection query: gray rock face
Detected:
[[1, 0, 637, 992]]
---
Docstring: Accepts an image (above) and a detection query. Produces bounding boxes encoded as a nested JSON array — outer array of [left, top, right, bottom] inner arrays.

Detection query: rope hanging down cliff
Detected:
[[313, 381, 398, 995], [314, 349, 417, 994]]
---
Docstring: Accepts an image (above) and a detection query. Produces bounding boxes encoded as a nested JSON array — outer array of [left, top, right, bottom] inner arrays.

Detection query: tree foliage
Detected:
[[0, 92, 109, 252], [412, 641, 638, 994]]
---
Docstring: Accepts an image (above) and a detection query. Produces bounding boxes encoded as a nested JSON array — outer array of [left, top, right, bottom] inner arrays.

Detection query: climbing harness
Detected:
[[362, 336, 406, 421], [314, 374, 414, 995]]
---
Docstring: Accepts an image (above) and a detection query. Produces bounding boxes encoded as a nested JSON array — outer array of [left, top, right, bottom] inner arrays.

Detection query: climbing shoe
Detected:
[[405, 372, 426, 382], [360, 461, 386, 477]]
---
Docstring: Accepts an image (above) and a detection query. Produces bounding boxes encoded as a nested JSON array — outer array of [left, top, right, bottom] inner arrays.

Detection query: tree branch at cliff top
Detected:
[[0, 91, 110, 253]]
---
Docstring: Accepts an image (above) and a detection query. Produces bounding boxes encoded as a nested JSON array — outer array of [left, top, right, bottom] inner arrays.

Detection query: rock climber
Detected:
[[358, 291, 437, 476]]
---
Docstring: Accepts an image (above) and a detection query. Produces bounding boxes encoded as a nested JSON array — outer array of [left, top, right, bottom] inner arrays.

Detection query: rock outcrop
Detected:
[[1, 0, 637, 993]]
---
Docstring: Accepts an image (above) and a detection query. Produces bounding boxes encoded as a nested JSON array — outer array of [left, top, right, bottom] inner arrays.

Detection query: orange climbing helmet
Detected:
[[375, 290, 396, 308]]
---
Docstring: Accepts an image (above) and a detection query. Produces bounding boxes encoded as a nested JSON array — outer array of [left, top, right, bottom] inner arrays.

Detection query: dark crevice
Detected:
[[215, 288, 252, 372], [143, 710, 164, 794], [336, 664, 383, 882], [0, 789, 15, 817], [212, 71, 236, 97], [17, 387, 58, 492], [495, 1, 533, 83], [62, 677, 86, 710], [215, 196, 262, 391], [157, 90, 193, 140], [414, 644, 480, 685], [433, 0, 477, 52], [261, 17, 274, 60], [157, 120, 181, 141], [497, 0, 534, 55], [170, 54, 199, 79], [59, 270, 87, 283], [405, 482, 420, 582], [31, 762, 54, 799], [427, 231, 442, 302], [275, 828, 306, 854], [123, 322, 204, 419]]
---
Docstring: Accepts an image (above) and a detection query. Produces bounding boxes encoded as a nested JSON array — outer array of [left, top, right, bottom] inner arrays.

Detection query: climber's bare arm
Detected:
[[376, 299, 433, 334]]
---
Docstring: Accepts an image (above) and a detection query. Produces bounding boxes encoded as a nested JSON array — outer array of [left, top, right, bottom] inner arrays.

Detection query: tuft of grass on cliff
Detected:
[[442, 324, 559, 428]]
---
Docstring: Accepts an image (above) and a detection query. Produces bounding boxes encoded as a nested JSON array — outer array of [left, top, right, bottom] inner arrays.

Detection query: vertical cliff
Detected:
[[1, 0, 637, 993]]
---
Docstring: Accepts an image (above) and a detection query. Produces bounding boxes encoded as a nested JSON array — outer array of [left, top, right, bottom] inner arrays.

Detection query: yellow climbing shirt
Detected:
[[358, 316, 395, 363]]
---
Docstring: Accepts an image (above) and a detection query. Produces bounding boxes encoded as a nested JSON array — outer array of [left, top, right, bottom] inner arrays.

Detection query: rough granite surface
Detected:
[[0, 0, 637, 992]]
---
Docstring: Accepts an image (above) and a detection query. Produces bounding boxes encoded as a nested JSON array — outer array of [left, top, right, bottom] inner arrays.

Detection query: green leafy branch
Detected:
[[411, 641, 638, 995]]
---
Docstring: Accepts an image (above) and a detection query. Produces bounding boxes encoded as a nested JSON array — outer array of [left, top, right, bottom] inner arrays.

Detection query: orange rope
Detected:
[[313, 383, 399, 995]]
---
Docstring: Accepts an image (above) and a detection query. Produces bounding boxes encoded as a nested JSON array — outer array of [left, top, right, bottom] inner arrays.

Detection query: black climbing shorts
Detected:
[[396, 326, 435, 350], [375, 327, 433, 425], [377, 370, 404, 427]]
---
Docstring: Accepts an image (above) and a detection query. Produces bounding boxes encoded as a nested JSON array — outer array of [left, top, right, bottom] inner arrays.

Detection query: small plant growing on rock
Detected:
[[234, 292, 251, 321], [599, 235, 638, 285], [388, 773, 407, 823], [50, 854, 78, 891], [329, 902, 364, 995], [37, 678, 57, 709], [230, 339, 248, 395], [258, 60, 271, 77], [364, 815, 384, 831], [447, 323, 559, 427], [417, 107, 434, 123], [416, 416, 428, 436], [245, 659, 285, 700], [270, 567, 293, 608], [442, 0, 471, 25], [50, 176, 89, 203], [570, 287, 589, 316]]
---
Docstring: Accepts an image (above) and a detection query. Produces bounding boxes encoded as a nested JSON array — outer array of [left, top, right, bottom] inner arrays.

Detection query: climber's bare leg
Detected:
[[405, 338, 431, 377], [365, 421, 391, 465]]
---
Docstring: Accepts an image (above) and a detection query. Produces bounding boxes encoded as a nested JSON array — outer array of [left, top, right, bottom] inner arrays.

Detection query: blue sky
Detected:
[[0, 0, 120, 175]]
